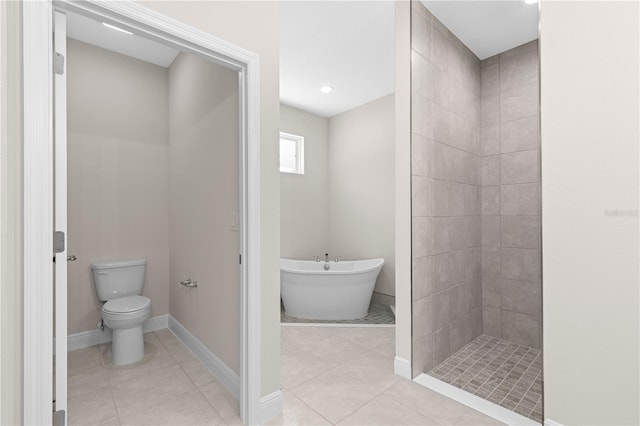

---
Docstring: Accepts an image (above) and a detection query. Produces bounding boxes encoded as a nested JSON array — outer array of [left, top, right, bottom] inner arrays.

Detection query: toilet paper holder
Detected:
[[180, 278, 198, 288]]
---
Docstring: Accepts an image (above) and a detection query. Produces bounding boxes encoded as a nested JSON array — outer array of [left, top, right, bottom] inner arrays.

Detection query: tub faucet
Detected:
[[334, 256, 340, 262], [325, 253, 329, 262], [315, 256, 320, 262]]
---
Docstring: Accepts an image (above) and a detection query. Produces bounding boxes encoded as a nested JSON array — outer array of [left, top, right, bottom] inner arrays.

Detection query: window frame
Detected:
[[279, 131, 305, 175]]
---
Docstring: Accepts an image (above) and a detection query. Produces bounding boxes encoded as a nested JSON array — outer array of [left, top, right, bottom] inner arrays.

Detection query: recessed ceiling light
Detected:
[[523, 0, 538, 4], [102, 22, 133, 35], [320, 85, 334, 94]]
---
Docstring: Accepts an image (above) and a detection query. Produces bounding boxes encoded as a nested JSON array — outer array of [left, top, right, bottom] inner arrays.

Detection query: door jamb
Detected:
[[22, 1, 262, 423]]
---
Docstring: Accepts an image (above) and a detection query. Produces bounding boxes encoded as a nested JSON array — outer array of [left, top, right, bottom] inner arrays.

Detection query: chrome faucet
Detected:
[[315, 256, 320, 262], [325, 253, 329, 262], [334, 256, 340, 262]]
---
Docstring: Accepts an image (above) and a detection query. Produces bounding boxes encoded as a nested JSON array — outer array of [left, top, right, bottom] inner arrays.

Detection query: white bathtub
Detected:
[[280, 258, 384, 320]]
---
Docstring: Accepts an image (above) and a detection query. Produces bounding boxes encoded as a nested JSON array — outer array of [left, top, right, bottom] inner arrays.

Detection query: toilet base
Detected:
[[111, 325, 145, 366]]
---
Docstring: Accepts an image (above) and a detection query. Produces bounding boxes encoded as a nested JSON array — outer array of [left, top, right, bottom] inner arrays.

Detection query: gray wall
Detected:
[[410, 1, 542, 376], [280, 105, 329, 260], [410, 2, 483, 375], [168, 52, 240, 373], [66, 39, 171, 334], [479, 42, 541, 349], [329, 94, 396, 298], [280, 96, 396, 298]]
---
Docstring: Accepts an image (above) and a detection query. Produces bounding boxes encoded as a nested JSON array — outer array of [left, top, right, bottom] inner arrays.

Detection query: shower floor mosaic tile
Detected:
[[281, 302, 395, 325], [429, 334, 543, 422]]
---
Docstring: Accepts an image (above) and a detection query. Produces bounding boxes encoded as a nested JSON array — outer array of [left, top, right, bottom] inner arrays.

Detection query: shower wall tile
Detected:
[[501, 216, 540, 249], [481, 124, 500, 156], [411, 133, 430, 177], [481, 186, 500, 215], [500, 82, 539, 122], [427, 217, 451, 255], [448, 182, 465, 216], [431, 26, 449, 71], [501, 279, 541, 317], [501, 150, 540, 184], [482, 277, 501, 308], [480, 94, 500, 126], [501, 183, 540, 216], [481, 63, 499, 96], [411, 7, 431, 60], [412, 51, 432, 100], [499, 47, 539, 93], [500, 116, 539, 153], [432, 289, 451, 331], [411, 96, 433, 139], [433, 103, 451, 144], [478, 40, 540, 351], [412, 0, 482, 371], [482, 216, 501, 247], [501, 311, 540, 349], [483, 307, 502, 338], [481, 155, 500, 186], [413, 334, 434, 376], [432, 327, 451, 367], [412, 216, 430, 259], [431, 253, 451, 292], [413, 295, 434, 340], [412, 176, 432, 217], [482, 247, 501, 277], [501, 248, 541, 283], [432, 179, 450, 216], [450, 307, 482, 353], [412, 256, 432, 300], [449, 250, 466, 285]]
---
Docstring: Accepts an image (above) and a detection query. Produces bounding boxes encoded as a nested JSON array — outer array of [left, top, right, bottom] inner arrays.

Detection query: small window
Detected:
[[279, 132, 304, 174]]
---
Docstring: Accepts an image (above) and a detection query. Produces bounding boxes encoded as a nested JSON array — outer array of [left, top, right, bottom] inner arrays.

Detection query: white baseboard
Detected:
[[544, 419, 563, 426], [414, 373, 539, 426], [259, 389, 283, 424], [168, 316, 240, 399], [394, 355, 412, 379], [64, 314, 169, 352]]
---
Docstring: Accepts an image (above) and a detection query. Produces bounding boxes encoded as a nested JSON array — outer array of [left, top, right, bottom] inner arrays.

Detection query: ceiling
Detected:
[[280, 1, 395, 118], [66, 11, 179, 68], [422, 0, 539, 60], [67, 2, 538, 119], [281, 1, 539, 118]]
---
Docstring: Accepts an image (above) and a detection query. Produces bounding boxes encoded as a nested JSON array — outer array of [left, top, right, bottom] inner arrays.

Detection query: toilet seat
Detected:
[[103, 295, 151, 314]]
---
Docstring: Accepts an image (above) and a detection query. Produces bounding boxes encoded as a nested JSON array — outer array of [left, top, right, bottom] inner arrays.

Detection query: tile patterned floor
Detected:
[[68, 326, 505, 425], [68, 330, 240, 425], [276, 325, 505, 425], [429, 334, 543, 422], [281, 303, 395, 325]]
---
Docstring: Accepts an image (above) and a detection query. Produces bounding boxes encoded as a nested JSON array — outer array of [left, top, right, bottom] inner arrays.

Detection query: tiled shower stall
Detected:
[[410, 0, 541, 421]]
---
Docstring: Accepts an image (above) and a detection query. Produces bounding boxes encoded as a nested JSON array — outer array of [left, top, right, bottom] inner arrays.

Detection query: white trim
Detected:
[[61, 315, 169, 353], [169, 316, 240, 399], [280, 323, 395, 328], [24, 1, 263, 423], [544, 419, 563, 426], [22, 1, 53, 423], [394, 355, 412, 379], [53, 10, 68, 417], [414, 373, 539, 426], [259, 389, 284, 424]]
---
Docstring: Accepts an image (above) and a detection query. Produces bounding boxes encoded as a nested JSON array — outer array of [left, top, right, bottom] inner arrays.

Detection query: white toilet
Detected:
[[91, 258, 152, 366]]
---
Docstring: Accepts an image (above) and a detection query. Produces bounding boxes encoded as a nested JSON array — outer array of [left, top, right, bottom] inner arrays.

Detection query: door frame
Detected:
[[22, 1, 262, 424]]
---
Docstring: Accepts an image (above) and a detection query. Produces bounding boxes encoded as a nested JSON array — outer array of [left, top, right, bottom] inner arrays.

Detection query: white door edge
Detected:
[[22, 1, 262, 424]]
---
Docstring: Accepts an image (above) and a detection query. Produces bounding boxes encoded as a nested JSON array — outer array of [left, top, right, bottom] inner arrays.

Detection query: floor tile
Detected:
[[265, 391, 331, 426], [199, 380, 240, 422], [337, 350, 399, 394], [338, 394, 439, 425], [289, 369, 380, 424], [68, 386, 119, 426], [454, 408, 506, 425], [383, 379, 469, 425]]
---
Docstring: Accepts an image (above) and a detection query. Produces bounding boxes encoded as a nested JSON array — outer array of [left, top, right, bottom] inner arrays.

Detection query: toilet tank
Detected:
[[91, 259, 146, 301]]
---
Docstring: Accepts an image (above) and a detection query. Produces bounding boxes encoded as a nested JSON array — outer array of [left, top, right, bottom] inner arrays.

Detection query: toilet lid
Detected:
[[103, 296, 151, 314]]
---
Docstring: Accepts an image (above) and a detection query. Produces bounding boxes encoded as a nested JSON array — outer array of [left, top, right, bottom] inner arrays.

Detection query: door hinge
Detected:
[[239, 254, 242, 265], [53, 409, 66, 426], [54, 52, 65, 75], [53, 231, 65, 254]]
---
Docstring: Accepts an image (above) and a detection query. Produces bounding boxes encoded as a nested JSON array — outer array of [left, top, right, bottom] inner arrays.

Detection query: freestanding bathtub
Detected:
[[280, 258, 384, 320]]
